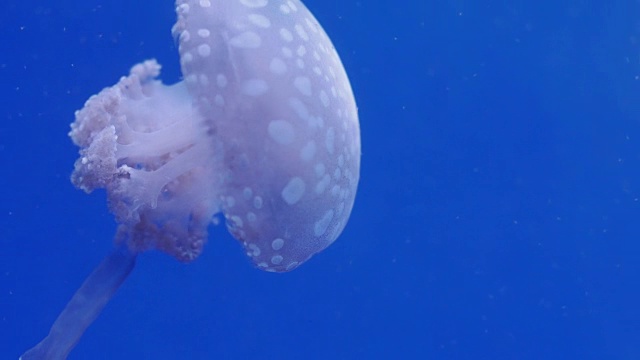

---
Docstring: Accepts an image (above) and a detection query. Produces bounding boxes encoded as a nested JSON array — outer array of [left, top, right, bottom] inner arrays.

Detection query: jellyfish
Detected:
[[20, 0, 360, 358]]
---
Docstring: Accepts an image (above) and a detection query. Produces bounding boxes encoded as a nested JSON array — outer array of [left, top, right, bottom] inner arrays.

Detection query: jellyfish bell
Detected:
[[21, 0, 360, 358]]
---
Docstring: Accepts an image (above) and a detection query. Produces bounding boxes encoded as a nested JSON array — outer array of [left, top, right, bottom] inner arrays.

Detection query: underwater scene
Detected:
[[2, 0, 640, 359]]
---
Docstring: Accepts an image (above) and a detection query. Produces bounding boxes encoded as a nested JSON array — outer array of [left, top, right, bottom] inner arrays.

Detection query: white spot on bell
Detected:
[[229, 31, 261, 48], [325, 127, 335, 154], [182, 52, 193, 63], [320, 90, 329, 107], [268, 120, 295, 145], [177, 3, 190, 15], [272, 238, 285, 250], [270, 57, 287, 75], [297, 45, 307, 57], [248, 13, 271, 28], [282, 177, 305, 205], [243, 187, 253, 199], [289, 97, 310, 121], [240, 0, 268, 8], [295, 24, 309, 41], [280, 4, 291, 14], [271, 255, 284, 265], [248, 243, 261, 256], [294, 76, 312, 96], [314, 209, 334, 237], [197, 44, 211, 57], [280, 28, 294, 42], [315, 174, 330, 195], [230, 215, 243, 228], [253, 196, 263, 209]]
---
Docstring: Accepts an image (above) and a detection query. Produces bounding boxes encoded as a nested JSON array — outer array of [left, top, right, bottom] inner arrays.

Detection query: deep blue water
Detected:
[[3, 0, 640, 359]]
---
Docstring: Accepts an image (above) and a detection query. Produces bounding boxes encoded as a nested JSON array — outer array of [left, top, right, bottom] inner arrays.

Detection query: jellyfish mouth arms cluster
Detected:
[[69, 0, 361, 272], [69, 60, 220, 262]]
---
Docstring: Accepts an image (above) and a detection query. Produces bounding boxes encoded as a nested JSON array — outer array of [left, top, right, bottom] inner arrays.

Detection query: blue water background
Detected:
[[2, 0, 640, 359]]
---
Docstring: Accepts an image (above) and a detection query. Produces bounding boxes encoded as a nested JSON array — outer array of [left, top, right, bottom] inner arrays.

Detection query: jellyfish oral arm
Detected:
[[20, 246, 136, 360]]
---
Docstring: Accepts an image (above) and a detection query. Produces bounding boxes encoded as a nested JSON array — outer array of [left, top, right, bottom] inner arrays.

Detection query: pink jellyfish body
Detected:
[[21, 0, 360, 358]]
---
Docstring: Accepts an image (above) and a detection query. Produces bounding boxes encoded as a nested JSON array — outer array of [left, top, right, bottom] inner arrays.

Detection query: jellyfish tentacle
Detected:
[[20, 245, 136, 360]]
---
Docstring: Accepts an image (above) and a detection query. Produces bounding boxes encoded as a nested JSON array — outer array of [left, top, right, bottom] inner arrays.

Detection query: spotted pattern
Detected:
[[171, 0, 360, 272]]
